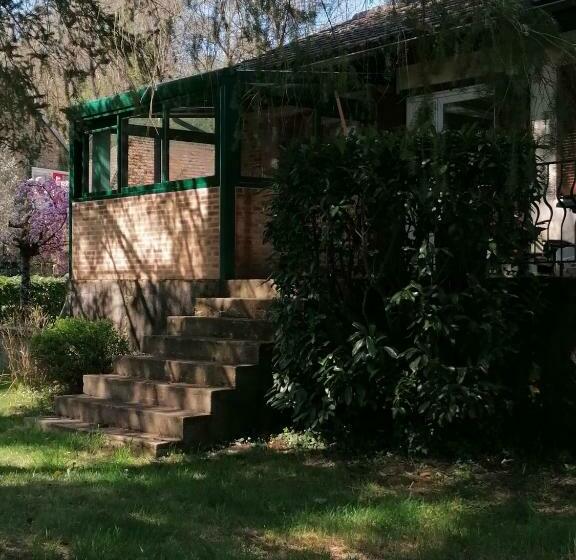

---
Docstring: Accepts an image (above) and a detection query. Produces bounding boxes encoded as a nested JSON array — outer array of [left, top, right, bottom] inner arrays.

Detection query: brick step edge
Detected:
[[114, 356, 263, 389], [55, 395, 211, 440], [83, 374, 234, 411], [37, 417, 181, 457]]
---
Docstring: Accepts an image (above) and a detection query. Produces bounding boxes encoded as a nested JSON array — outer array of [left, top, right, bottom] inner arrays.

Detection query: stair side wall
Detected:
[[69, 279, 220, 349]]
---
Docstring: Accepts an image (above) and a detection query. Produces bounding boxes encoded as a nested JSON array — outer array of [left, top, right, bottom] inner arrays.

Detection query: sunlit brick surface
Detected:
[[73, 188, 221, 280], [73, 187, 273, 281]]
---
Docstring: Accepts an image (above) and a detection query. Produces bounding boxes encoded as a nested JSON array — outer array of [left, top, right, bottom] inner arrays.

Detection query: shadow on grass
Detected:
[[0, 401, 575, 559]]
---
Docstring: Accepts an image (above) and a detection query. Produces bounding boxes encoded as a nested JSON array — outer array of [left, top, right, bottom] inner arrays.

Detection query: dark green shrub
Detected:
[[29, 318, 129, 391], [0, 276, 66, 319], [266, 129, 551, 453]]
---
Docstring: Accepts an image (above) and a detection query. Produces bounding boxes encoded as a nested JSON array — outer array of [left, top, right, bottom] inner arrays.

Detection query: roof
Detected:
[[239, 0, 571, 70]]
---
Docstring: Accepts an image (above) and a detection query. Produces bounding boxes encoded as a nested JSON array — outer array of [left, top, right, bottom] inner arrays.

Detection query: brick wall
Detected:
[[73, 123, 273, 282], [241, 107, 313, 177], [170, 141, 215, 181], [73, 186, 273, 281], [73, 188, 220, 281], [126, 137, 215, 187], [235, 187, 273, 278], [127, 137, 155, 186]]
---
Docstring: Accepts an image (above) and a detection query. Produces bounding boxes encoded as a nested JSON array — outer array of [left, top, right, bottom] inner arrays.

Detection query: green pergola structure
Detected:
[[66, 67, 272, 281]]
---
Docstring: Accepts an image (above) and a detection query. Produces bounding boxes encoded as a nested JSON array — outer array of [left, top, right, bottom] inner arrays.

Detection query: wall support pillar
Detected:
[[217, 70, 240, 280]]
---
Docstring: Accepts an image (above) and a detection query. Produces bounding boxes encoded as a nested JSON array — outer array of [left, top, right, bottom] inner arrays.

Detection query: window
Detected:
[[77, 105, 216, 198], [124, 115, 163, 188], [407, 86, 494, 132], [86, 127, 118, 193], [167, 108, 215, 181]]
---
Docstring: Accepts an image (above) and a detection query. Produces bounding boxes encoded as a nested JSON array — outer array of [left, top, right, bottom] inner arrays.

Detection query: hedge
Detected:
[[0, 276, 67, 319]]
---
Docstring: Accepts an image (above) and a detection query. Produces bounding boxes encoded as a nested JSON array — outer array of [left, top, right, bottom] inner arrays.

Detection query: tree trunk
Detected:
[[20, 251, 31, 307]]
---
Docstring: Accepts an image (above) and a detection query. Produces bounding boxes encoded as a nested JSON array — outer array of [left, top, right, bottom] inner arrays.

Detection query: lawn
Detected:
[[0, 382, 575, 560]]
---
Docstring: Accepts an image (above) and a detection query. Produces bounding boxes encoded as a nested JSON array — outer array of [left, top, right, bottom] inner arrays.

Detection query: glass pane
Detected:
[[125, 116, 162, 187], [443, 96, 494, 131], [168, 110, 215, 181], [87, 129, 117, 193]]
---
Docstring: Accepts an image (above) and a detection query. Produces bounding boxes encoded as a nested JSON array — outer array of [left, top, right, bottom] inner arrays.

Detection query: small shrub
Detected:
[[0, 306, 51, 387], [30, 318, 129, 391], [269, 428, 327, 451]]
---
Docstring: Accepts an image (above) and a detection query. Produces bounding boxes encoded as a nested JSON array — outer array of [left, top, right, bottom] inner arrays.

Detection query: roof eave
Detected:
[[66, 67, 228, 121]]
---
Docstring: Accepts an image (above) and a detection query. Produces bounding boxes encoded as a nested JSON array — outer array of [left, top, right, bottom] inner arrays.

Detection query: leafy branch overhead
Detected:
[[0, 0, 140, 157]]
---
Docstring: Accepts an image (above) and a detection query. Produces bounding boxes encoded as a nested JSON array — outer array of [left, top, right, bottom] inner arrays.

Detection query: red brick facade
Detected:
[[73, 188, 221, 281], [72, 111, 283, 282], [72, 186, 272, 281], [235, 188, 273, 278], [241, 107, 313, 178], [126, 137, 155, 186], [170, 141, 215, 182]]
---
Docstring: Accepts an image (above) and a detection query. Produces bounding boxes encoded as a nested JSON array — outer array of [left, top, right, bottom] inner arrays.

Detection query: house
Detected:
[[42, 0, 576, 453]]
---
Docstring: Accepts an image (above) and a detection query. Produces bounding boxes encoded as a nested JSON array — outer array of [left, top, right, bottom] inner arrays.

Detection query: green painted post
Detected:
[[217, 71, 240, 280], [68, 121, 86, 277], [162, 105, 170, 182], [82, 134, 89, 194], [154, 137, 162, 183], [116, 115, 127, 191], [68, 122, 75, 278]]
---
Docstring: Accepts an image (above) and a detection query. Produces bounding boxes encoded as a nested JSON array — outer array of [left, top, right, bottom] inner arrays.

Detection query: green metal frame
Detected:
[[73, 176, 217, 202], [216, 70, 241, 280], [74, 110, 218, 198], [66, 69, 220, 120]]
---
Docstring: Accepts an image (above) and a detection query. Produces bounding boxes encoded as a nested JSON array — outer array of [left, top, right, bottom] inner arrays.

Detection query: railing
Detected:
[[531, 159, 576, 276]]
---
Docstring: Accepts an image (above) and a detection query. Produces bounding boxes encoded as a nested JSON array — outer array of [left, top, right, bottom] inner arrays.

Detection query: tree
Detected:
[[0, 0, 140, 160], [174, 0, 321, 72], [4, 179, 68, 306], [0, 152, 21, 233]]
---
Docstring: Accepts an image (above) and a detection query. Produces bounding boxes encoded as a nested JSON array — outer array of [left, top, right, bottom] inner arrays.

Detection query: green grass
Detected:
[[0, 382, 575, 560]]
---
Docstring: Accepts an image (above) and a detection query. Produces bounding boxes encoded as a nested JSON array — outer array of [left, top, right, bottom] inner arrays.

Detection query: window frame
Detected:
[[407, 85, 493, 132], [73, 103, 217, 202]]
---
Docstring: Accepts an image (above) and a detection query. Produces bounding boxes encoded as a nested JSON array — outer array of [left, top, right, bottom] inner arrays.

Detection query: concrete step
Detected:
[[37, 417, 180, 457], [166, 316, 274, 341], [194, 298, 274, 319], [222, 280, 276, 299], [55, 395, 210, 441], [141, 335, 268, 364], [115, 355, 260, 387], [83, 375, 232, 412]]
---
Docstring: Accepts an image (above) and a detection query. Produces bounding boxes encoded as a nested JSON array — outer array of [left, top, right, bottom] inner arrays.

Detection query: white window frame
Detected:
[[407, 85, 493, 132]]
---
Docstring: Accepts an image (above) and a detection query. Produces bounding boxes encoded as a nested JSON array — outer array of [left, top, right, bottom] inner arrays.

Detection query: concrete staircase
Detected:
[[39, 281, 275, 456]]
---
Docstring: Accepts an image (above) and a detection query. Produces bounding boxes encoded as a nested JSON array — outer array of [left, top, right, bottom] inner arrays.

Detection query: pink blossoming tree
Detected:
[[4, 178, 68, 305]]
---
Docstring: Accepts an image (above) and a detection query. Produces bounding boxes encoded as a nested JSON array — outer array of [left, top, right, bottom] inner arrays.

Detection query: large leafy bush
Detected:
[[30, 318, 128, 391], [266, 130, 548, 453]]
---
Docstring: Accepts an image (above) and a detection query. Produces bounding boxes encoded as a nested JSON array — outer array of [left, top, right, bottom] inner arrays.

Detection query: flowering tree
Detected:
[[4, 178, 68, 306]]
